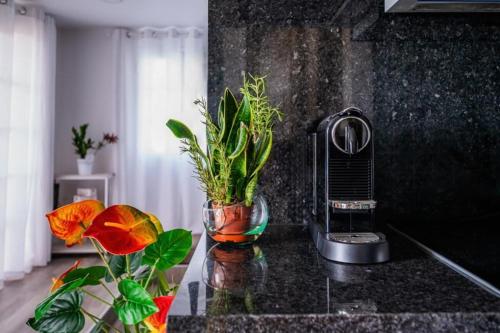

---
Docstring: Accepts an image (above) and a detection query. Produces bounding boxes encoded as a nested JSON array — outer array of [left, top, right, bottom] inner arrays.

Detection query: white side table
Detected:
[[52, 173, 115, 254], [55, 173, 115, 207]]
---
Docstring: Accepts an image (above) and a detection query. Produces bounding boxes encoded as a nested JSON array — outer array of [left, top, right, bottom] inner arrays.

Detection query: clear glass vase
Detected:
[[202, 194, 269, 244]]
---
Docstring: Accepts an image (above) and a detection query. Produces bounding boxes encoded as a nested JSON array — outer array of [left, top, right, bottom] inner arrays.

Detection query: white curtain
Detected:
[[113, 27, 207, 233], [0, 2, 56, 289]]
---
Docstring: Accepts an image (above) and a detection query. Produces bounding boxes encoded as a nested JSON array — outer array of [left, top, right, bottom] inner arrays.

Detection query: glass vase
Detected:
[[202, 194, 268, 244]]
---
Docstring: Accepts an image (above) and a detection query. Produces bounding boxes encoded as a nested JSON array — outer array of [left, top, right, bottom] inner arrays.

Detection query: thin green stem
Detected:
[[156, 270, 170, 292], [123, 325, 130, 333], [91, 238, 119, 284], [82, 289, 113, 307], [126, 254, 131, 278], [100, 281, 116, 299], [144, 260, 158, 290], [134, 323, 140, 333], [81, 308, 122, 333]]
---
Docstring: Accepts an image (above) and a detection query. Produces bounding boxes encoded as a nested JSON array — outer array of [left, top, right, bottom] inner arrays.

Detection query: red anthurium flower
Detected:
[[50, 260, 80, 292], [83, 205, 159, 255], [46, 200, 105, 246], [144, 296, 174, 333]]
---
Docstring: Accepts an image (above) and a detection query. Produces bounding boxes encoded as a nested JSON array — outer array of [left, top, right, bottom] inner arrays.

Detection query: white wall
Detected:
[[54, 28, 117, 204]]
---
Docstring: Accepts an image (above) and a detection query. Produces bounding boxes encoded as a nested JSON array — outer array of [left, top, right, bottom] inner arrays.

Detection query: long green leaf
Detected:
[[250, 130, 272, 178], [220, 88, 238, 143], [228, 123, 248, 159], [142, 229, 192, 271], [244, 174, 259, 206], [113, 279, 158, 325], [35, 276, 87, 321], [226, 95, 251, 153], [27, 291, 84, 333], [166, 119, 195, 141]]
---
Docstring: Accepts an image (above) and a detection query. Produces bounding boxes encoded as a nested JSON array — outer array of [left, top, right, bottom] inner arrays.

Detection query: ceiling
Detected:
[[18, 0, 207, 28]]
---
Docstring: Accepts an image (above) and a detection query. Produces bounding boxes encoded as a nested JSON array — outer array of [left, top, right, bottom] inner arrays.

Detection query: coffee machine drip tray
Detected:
[[329, 232, 381, 244]]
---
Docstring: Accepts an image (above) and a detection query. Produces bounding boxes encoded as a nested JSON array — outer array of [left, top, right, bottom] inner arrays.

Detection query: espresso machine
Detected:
[[309, 107, 389, 264]]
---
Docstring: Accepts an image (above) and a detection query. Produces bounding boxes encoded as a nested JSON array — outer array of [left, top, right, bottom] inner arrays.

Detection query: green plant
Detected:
[[167, 74, 282, 207], [72, 124, 94, 159]]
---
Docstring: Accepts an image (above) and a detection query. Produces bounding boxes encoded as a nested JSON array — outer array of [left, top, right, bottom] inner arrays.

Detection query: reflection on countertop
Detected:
[[168, 225, 500, 332]]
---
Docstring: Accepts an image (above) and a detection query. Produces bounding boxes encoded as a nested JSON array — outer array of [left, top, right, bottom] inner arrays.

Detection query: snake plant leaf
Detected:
[[27, 291, 85, 333], [229, 123, 248, 159], [217, 97, 225, 140], [226, 95, 251, 153], [142, 229, 192, 271], [245, 174, 259, 206], [250, 129, 273, 178], [220, 88, 238, 143], [114, 279, 158, 325], [83, 205, 159, 255], [45, 200, 104, 247], [166, 119, 195, 141], [63, 266, 107, 287], [35, 276, 88, 321], [105, 251, 143, 282]]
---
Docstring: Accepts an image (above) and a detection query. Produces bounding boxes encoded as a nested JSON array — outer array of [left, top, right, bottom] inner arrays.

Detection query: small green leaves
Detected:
[[28, 291, 84, 333], [166, 119, 195, 141], [113, 279, 158, 325], [142, 229, 192, 271], [35, 276, 87, 321], [63, 266, 106, 286], [105, 251, 143, 282]]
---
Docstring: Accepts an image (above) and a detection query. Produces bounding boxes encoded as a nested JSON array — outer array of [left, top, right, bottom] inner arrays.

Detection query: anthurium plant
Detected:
[[27, 200, 192, 333], [166, 74, 282, 207]]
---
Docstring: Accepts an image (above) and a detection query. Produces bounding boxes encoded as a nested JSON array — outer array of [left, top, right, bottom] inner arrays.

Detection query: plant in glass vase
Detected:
[[167, 74, 282, 244], [27, 200, 192, 333]]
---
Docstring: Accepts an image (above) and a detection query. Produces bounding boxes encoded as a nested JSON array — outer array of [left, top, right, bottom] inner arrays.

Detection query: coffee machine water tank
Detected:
[[310, 107, 389, 264]]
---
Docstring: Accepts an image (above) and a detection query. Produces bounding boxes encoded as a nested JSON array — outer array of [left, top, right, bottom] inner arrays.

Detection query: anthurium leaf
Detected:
[[113, 279, 158, 325], [229, 123, 248, 159], [166, 119, 195, 141], [245, 174, 259, 207], [105, 251, 143, 282], [35, 276, 87, 321], [250, 129, 272, 178], [63, 266, 106, 286], [142, 229, 192, 271], [221, 88, 238, 143], [28, 291, 84, 333]]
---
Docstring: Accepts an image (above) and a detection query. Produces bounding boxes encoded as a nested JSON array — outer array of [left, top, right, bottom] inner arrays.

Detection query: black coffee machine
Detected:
[[309, 107, 389, 264]]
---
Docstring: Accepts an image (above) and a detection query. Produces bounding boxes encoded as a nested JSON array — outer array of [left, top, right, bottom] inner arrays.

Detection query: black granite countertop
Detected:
[[168, 225, 500, 332]]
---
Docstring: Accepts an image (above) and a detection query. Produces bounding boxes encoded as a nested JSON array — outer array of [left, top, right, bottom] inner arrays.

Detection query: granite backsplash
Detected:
[[208, 0, 500, 286]]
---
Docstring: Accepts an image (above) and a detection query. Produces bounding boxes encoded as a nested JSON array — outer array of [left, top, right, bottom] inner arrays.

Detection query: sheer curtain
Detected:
[[113, 28, 207, 233], [0, 2, 56, 289]]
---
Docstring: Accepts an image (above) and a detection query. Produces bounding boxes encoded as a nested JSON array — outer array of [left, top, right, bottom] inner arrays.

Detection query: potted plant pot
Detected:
[[77, 153, 94, 176]]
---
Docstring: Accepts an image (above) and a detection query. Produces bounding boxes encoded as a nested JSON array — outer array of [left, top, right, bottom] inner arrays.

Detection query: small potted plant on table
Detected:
[[167, 75, 282, 244]]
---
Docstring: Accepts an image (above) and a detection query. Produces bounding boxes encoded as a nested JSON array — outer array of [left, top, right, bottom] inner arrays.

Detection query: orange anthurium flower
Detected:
[[144, 296, 174, 333], [50, 260, 80, 292], [83, 205, 159, 255], [46, 200, 105, 246]]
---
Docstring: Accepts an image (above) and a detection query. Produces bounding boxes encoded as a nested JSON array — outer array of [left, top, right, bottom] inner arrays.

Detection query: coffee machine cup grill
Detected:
[[309, 107, 389, 264]]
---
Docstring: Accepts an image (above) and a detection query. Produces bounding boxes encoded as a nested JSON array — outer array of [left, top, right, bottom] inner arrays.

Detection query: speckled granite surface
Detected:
[[208, 0, 500, 288], [168, 225, 500, 332]]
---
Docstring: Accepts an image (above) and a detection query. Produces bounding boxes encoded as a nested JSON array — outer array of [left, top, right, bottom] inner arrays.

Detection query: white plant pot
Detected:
[[77, 155, 94, 176]]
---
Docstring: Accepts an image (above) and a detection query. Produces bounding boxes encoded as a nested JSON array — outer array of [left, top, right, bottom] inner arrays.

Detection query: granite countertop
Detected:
[[168, 225, 500, 332]]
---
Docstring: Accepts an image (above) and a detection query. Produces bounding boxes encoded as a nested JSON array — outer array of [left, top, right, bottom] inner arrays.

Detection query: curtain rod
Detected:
[[0, 0, 28, 15]]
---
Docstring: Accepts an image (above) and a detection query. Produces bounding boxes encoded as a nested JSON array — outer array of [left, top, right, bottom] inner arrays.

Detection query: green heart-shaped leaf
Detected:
[[142, 229, 192, 271], [28, 291, 84, 333], [105, 251, 143, 282], [35, 276, 87, 321], [113, 279, 158, 325], [63, 266, 106, 286]]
